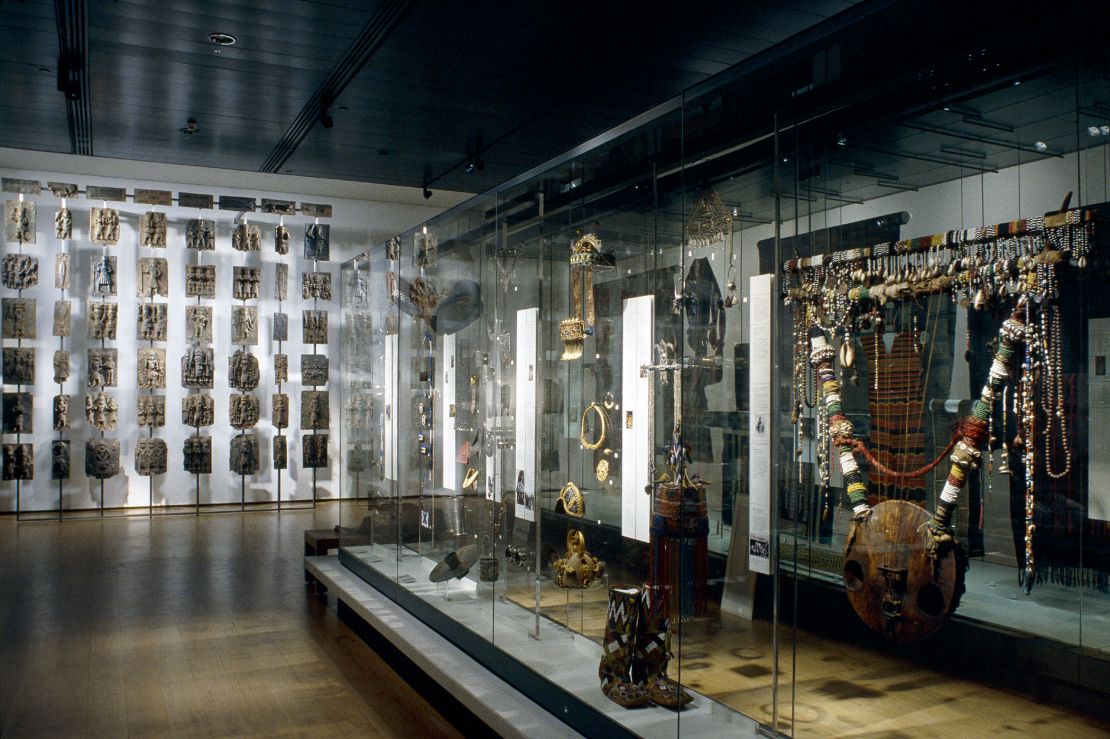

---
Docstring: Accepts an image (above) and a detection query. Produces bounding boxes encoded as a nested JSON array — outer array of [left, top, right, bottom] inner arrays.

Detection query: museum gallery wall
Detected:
[[0, 163, 442, 512]]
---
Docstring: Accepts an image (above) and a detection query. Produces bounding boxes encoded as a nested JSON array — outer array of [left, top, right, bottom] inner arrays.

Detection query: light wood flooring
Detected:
[[506, 585, 1110, 738], [0, 506, 463, 739]]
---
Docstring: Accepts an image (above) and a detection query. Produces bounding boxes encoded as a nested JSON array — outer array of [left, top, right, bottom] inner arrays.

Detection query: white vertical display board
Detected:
[[383, 333, 398, 481], [440, 332, 456, 490], [514, 307, 538, 521], [621, 295, 654, 542], [747, 274, 773, 574], [1090, 318, 1110, 520]]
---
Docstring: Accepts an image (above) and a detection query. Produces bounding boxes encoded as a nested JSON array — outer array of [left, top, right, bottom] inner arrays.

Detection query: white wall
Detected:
[[0, 152, 469, 512]]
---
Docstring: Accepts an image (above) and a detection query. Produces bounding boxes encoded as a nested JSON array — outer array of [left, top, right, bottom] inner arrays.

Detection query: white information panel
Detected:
[[1090, 318, 1110, 520], [748, 274, 773, 574], [621, 295, 654, 542], [440, 332, 457, 490], [514, 307, 538, 521], [384, 332, 399, 481]]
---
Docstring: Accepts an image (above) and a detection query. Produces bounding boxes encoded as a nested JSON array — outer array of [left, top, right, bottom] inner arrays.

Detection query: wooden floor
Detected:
[[0, 505, 463, 739]]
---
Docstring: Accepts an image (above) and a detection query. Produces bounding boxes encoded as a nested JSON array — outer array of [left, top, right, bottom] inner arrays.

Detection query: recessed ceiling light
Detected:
[[208, 32, 237, 46]]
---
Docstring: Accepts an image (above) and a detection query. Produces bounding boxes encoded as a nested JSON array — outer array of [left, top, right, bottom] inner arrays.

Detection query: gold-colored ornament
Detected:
[[553, 529, 603, 589], [555, 481, 585, 517], [595, 458, 610, 482], [579, 401, 610, 450]]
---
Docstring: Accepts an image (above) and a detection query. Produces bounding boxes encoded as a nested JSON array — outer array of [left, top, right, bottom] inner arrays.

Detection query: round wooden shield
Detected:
[[842, 500, 966, 643]]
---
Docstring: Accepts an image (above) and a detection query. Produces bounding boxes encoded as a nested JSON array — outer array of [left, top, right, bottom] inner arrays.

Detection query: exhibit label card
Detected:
[[1090, 318, 1110, 521], [384, 333, 398, 481], [748, 274, 773, 574], [440, 332, 456, 490], [514, 307, 537, 522], [621, 295, 653, 542]]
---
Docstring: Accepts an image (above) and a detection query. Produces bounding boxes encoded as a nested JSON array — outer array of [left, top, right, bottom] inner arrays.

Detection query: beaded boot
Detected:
[[598, 586, 650, 707], [631, 583, 693, 709]]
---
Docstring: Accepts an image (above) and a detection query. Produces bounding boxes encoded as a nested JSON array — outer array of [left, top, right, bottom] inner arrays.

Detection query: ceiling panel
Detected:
[[0, 0, 861, 191]]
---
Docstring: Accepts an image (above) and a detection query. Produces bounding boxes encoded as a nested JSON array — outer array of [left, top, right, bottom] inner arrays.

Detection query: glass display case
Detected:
[[338, 2, 1110, 735]]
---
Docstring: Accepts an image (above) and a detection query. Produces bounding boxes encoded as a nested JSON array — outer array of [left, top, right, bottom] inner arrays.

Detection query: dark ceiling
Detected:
[[0, 0, 861, 194]]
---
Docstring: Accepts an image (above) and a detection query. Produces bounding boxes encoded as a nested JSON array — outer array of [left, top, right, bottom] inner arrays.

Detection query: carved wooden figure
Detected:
[[135, 438, 168, 476], [137, 303, 168, 342], [182, 394, 214, 427], [2, 298, 36, 339], [3, 443, 34, 480], [52, 300, 70, 337], [185, 306, 212, 343], [229, 434, 259, 475], [232, 306, 258, 345], [186, 219, 216, 250], [303, 310, 328, 344], [2, 392, 33, 434], [139, 212, 167, 247], [85, 438, 121, 478], [54, 253, 70, 289], [87, 302, 118, 340], [137, 257, 169, 297], [272, 393, 289, 428], [4, 200, 35, 243], [184, 435, 212, 474], [2, 254, 38, 289], [53, 394, 70, 431], [3, 348, 34, 385], [181, 347, 214, 389], [303, 433, 329, 468], [90, 207, 120, 245], [137, 348, 167, 389], [301, 390, 329, 430], [54, 207, 72, 240], [137, 396, 166, 428], [91, 256, 117, 296], [229, 349, 260, 390], [185, 265, 216, 298], [51, 440, 69, 480], [304, 223, 330, 261], [85, 392, 118, 431]]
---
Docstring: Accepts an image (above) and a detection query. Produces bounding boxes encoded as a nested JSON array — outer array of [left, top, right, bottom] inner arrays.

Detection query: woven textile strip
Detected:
[[864, 332, 927, 500]]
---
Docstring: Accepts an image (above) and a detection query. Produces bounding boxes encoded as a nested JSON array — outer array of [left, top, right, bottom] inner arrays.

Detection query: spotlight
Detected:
[[423, 187, 432, 200], [180, 118, 199, 135]]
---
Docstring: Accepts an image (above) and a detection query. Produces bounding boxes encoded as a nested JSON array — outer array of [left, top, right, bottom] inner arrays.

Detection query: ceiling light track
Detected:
[[54, 0, 92, 156], [260, 0, 411, 174]]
